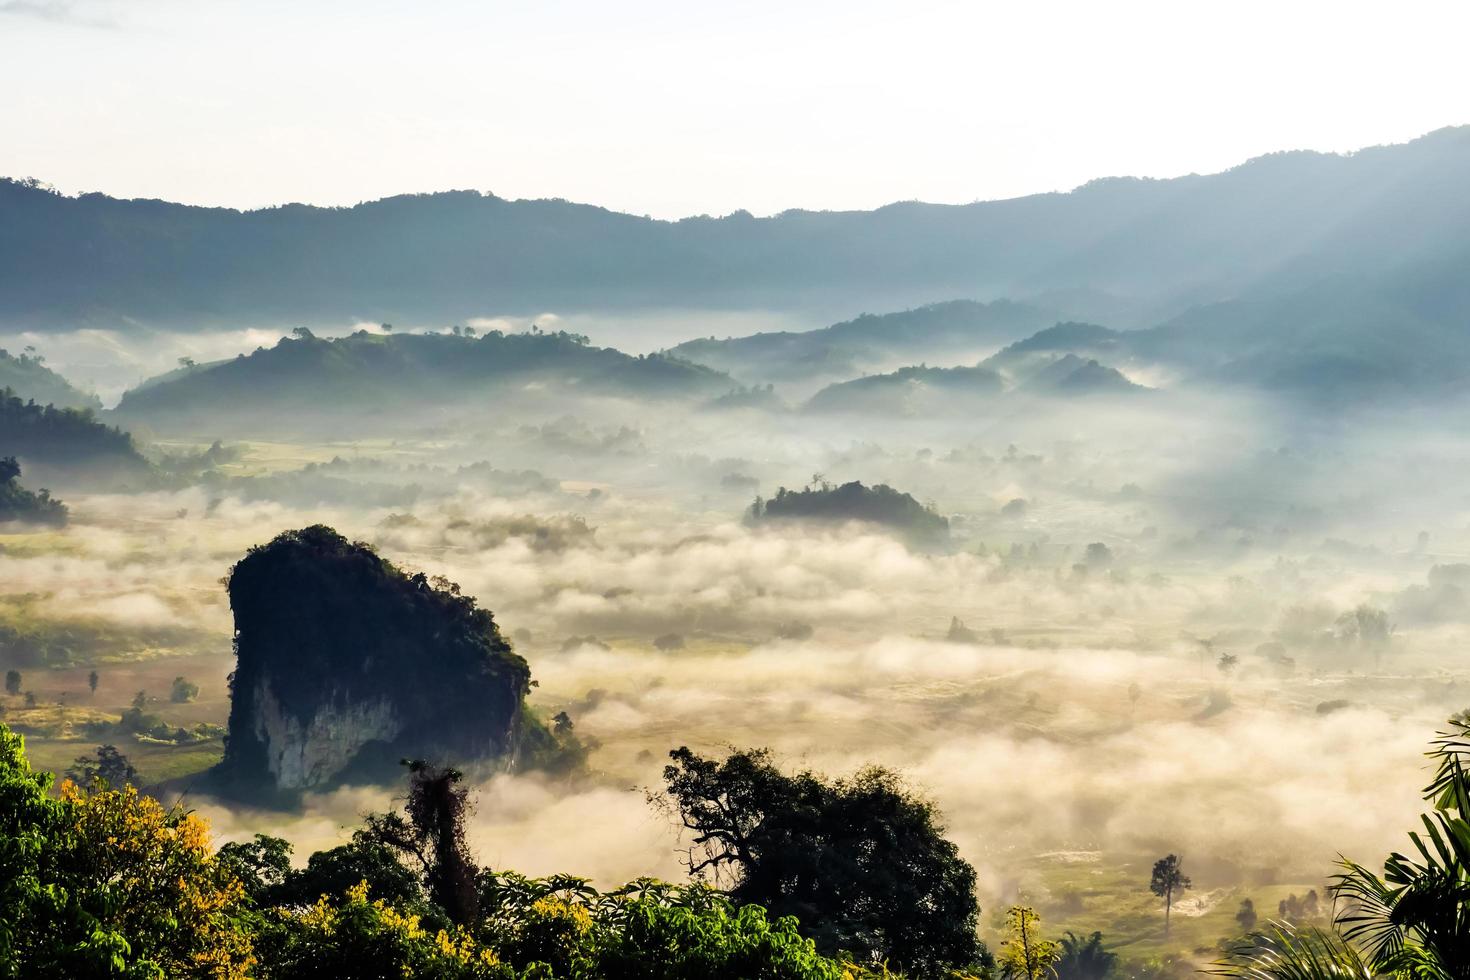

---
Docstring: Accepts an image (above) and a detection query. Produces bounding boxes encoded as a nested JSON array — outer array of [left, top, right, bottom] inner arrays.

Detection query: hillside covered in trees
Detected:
[[0, 387, 154, 484], [0, 348, 99, 411], [114, 328, 734, 435]]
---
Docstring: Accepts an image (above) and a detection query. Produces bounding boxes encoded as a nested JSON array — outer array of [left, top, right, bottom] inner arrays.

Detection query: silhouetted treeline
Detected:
[[749, 480, 949, 544], [0, 387, 149, 475]]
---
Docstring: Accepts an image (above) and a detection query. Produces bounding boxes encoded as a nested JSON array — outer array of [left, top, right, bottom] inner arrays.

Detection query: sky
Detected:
[[1, 0, 1467, 219]]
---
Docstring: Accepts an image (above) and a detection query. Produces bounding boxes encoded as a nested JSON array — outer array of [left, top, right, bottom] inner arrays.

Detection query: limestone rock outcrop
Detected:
[[217, 525, 530, 794]]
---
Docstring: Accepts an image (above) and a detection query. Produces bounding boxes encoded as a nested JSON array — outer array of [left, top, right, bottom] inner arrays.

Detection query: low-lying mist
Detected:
[[9, 327, 1470, 953]]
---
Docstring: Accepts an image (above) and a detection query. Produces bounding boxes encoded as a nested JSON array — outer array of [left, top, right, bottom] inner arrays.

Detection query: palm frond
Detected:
[[1209, 922, 1376, 979], [1424, 723, 1470, 814]]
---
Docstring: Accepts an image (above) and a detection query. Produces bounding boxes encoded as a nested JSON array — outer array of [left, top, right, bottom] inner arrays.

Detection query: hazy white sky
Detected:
[[1, 0, 1465, 218]]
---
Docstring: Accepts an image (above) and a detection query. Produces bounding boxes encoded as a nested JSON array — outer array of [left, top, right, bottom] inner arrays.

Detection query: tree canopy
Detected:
[[660, 745, 987, 975]]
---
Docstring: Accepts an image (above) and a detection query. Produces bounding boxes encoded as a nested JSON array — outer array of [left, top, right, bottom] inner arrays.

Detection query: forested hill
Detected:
[[4, 127, 1469, 328], [0, 388, 153, 484], [666, 300, 1056, 385], [0, 349, 99, 411], [113, 328, 734, 433]]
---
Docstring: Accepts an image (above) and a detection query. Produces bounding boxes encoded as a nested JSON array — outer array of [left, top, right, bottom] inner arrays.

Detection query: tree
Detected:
[[170, 675, 200, 703], [364, 760, 479, 926], [217, 832, 293, 902], [999, 906, 1060, 980], [0, 726, 255, 978], [1235, 897, 1258, 934], [4, 669, 18, 695], [552, 711, 574, 735], [273, 834, 424, 911], [1150, 854, 1191, 936], [87, 669, 98, 695], [660, 746, 987, 974], [1055, 929, 1116, 980], [1335, 604, 1392, 661], [65, 743, 139, 789], [132, 689, 147, 710]]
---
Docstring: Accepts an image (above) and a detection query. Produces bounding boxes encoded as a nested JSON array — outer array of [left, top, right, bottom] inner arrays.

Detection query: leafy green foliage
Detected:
[[273, 834, 427, 913], [999, 906, 1060, 980], [473, 873, 853, 979], [661, 745, 987, 974], [64, 743, 139, 789], [0, 724, 871, 979], [0, 724, 255, 978], [1215, 722, 1470, 978], [1055, 930, 1118, 980], [1212, 923, 1374, 979]]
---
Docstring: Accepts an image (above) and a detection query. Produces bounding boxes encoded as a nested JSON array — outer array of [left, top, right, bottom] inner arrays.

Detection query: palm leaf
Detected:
[[1209, 922, 1376, 979]]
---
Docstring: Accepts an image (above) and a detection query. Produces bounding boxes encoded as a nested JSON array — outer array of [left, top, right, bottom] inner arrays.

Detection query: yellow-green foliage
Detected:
[[0, 723, 864, 980], [266, 880, 508, 979], [998, 907, 1059, 980], [0, 723, 255, 978]]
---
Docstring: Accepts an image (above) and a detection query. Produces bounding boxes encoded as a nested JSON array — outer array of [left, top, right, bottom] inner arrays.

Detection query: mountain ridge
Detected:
[[6, 126, 1468, 330]]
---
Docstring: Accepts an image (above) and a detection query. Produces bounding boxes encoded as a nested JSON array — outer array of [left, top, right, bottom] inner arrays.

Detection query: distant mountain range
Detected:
[[4, 126, 1469, 332]]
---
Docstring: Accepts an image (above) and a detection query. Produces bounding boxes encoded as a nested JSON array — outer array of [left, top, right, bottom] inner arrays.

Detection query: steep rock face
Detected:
[[218, 525, 530, 794]]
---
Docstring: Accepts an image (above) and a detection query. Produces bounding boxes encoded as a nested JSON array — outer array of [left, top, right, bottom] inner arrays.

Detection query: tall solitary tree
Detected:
[[87, 670, 99, 695], [4, 669, 19, 695], [1150, 854, 1192, 935], [1000, 906, 1060, 980], [364, 759, 479, 926]]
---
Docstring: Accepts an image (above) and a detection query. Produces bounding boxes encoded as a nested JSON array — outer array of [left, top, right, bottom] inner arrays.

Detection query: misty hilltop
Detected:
[[666, 300, 1057, 388], [0, 348, 99, 411], [113, 327, 734, 435], [4, 126, 1470, 330], [803, 321, 1149, 416]]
